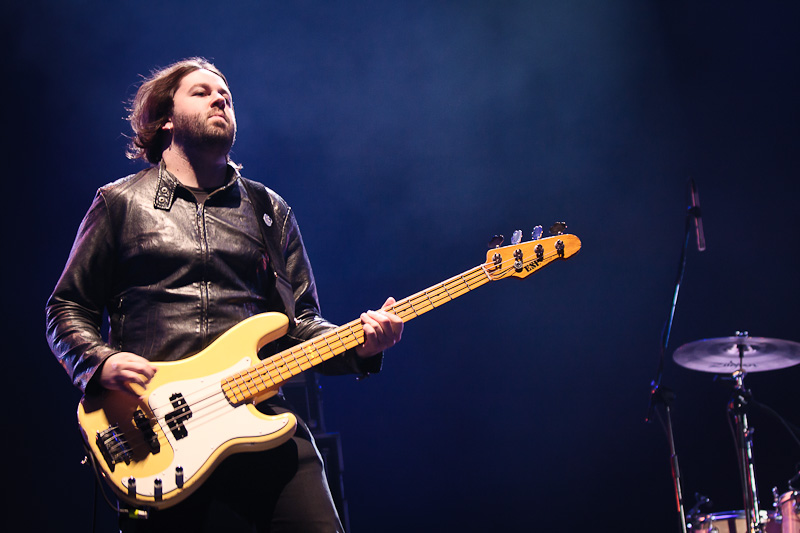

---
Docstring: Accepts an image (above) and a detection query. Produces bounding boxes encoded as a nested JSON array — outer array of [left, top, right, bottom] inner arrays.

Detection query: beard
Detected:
[[171, 109, 236, 156]]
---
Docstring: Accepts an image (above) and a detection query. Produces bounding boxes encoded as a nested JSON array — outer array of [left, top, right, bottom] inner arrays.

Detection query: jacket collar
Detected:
[[153, 160, 241, 210]]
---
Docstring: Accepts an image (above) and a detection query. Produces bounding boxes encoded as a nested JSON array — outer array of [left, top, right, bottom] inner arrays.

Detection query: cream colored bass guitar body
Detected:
[[78, 313, 297, 510]]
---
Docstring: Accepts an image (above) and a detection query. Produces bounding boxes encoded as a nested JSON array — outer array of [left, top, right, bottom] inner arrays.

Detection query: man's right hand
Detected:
[[99, 352, 157, 398]]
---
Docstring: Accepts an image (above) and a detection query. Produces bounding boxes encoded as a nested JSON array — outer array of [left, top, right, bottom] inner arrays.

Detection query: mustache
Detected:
[[208, 110, 228, 121]]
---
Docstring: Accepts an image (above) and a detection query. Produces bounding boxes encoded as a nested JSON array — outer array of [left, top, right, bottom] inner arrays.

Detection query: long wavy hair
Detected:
[[126, 58, 230, 164]]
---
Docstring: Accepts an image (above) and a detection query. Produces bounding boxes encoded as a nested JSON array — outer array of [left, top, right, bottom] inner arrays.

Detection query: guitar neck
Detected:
[[221, 232, 581, 405], [221, 264, 491, 404]]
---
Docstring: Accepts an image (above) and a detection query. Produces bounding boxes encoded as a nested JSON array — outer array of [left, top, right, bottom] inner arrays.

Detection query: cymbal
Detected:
[[673, 336, 800, 373]]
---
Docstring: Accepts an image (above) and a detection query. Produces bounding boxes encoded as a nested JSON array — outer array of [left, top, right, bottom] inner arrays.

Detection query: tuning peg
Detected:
[[549, 222, 567, 235], [511, 230, 522, 245], [488, 235, 504, 248], [531, 225, 543, 241]]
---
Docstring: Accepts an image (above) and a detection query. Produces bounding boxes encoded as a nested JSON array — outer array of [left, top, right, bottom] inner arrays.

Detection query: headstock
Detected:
[[484, 223, 581, 280]]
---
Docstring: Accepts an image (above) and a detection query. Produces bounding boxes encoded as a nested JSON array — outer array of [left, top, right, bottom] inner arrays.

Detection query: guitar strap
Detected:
[[239, 177, 297, 325]]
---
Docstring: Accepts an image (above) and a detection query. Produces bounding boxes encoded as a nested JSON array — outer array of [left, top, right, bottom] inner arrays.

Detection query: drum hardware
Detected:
[[729, 367, 762, 533], [769, 467, 800, 533], [774, 490, 799, 533], [687, 509, 779, 533], [673, 333, 800, 533], [687, 493, 714, 524]]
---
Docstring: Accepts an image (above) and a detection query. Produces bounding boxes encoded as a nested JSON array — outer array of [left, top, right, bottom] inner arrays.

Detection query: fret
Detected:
[[253, 366, 273, 392], [334, 327, 356, 351], [406, 297, 419, 318], [425, 287, 443, 308], [441, 282, 454, 301], [346, 322, 364, 347], [293, 346, 314, 372], [300, 343, 323, 367]]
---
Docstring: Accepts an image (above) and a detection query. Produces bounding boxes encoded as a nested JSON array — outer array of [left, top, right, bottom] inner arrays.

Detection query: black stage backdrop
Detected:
[[6, 1, 799, 531]]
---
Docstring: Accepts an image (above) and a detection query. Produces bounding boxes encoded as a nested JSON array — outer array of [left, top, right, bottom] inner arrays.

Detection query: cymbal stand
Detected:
[[728, 361, 762, 533]]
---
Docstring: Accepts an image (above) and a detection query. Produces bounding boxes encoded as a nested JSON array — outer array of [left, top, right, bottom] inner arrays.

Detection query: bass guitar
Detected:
[[78, 228, 581, 509]]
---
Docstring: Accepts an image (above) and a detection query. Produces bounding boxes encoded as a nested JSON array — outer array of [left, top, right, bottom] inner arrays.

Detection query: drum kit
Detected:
[[672, 332, 800, 533]]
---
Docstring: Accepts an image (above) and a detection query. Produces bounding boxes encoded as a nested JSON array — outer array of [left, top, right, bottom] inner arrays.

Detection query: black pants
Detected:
[[119, 408, 344, 533]]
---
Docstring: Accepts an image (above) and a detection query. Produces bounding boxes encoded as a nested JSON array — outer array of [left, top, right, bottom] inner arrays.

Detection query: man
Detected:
[[46, 57, 403, 532]]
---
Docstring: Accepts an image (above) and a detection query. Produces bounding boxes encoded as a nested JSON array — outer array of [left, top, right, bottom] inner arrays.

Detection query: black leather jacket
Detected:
[[46, 163, 380, 393]]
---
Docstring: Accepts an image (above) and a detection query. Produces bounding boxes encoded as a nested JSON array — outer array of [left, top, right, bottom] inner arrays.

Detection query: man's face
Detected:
[[166, 68, 237, 154]]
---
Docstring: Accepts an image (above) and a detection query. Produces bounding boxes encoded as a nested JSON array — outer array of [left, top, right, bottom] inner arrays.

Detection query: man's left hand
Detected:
[[356, 297, 403, 358]]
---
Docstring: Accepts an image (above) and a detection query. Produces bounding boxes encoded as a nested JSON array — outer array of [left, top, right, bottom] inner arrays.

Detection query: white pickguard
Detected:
[[121, 357, 290, 498]]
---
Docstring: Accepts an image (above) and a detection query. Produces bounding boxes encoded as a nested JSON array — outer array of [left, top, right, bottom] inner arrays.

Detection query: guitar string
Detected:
[[103, 248, 564, 459]]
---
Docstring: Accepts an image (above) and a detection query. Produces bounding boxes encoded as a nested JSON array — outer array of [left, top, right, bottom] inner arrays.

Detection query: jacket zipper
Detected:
[[196, 202, 209, 343]]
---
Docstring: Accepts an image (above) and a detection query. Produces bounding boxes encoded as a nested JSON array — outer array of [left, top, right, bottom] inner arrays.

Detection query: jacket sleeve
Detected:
[[45, 191, 119, 393], [277, 203, 383, 377]]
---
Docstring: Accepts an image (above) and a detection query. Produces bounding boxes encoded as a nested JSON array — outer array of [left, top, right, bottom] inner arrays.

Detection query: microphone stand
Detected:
[[646, 196, 697, 533]]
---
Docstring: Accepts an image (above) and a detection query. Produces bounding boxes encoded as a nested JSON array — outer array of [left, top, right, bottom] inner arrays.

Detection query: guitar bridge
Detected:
[[96, 425, 133, 471]]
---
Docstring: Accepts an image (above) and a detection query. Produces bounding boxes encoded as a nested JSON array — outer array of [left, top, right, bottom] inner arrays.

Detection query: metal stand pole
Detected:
[[729, 369, 762, 533], [652, 386, 689, 533]]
